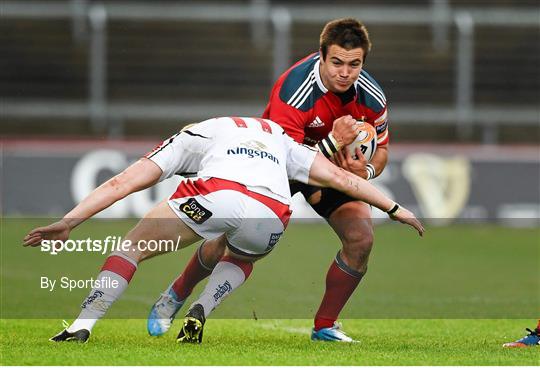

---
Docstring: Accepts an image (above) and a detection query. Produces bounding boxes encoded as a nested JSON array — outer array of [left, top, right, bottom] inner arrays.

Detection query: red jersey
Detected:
[[262, 53, 389, 147]]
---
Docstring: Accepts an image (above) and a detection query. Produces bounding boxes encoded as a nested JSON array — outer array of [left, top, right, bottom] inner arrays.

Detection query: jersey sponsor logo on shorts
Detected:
[[265, 231, 283, 252], [227, 147, 280, 164], [213, 280, 232, 302], [179, 198, 213, 224], [308, 116, 325, 128]]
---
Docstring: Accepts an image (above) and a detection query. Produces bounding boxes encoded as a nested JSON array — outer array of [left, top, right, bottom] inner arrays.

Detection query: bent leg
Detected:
[[189, 246, 258, 319], [314, 201, 373, 331], [328, 201, 373, 273], [185, 202, 278, 322], [169, 236, 226, 301], [67, 201, 202, 335], [121, 200, 203, 263], [177, 245, 258, 343]]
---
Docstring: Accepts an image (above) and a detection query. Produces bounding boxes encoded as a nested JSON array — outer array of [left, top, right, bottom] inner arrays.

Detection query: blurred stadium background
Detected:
[[1, 0, 539, 221], [1, 2, 539, 356]]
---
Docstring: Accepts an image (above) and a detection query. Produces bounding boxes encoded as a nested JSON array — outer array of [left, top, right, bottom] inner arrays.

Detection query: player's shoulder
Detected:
[[355, 69, 387, 114], [216, 116, 286, 135], [278, 53, 325, 112], [265, 118, 285, 131]]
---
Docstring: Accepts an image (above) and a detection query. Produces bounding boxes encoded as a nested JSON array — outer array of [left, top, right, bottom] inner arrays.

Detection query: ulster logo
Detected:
[[180, 198, 212, 224]]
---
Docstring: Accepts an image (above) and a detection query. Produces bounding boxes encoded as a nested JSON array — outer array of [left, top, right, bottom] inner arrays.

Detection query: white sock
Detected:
[[67, 255, 137, 333], [192, 258, 253, 318]]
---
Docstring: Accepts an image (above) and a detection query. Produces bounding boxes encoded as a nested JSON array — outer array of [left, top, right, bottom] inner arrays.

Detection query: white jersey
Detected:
[[146, 117, 318, 204]]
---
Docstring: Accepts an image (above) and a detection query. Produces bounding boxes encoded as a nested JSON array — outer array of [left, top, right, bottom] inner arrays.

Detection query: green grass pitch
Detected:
[[2, 319, 539, 365], [1, 220, 539, 365]]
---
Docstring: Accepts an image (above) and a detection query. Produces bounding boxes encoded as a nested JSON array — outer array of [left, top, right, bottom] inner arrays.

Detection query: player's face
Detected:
[[319, 45, 364, 93]]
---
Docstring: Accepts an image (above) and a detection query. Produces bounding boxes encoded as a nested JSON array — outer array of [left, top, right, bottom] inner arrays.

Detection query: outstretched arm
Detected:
[[23, 158, 163, 246], [308, 152, 425, 236]]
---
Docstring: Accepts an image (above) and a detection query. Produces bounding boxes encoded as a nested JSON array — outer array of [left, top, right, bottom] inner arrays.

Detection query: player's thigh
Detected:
[[226, 196, 286, 257], [123, 200, 203, 261], [302, 185, 357, 219], [290, 180, 322, 206], [327, 200, 373, 247]]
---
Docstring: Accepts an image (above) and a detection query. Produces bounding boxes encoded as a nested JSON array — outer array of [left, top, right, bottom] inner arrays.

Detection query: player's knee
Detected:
[[342, 246, 371, 269], [341, 226, 373, 249], [340, 227, 374, 264], [202, 237, 227, 258]]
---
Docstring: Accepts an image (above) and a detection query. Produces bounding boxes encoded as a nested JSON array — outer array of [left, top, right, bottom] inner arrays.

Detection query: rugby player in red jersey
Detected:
[[148, 19, 393, 342]]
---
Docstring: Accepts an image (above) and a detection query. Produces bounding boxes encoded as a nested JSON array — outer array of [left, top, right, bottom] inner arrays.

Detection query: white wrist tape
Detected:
[[366, 163, 376, 180]]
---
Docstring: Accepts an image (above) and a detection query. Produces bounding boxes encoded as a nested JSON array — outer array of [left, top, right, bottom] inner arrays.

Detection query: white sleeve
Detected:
[[283, 133, 318, 183], [145, 121, 214, 181]]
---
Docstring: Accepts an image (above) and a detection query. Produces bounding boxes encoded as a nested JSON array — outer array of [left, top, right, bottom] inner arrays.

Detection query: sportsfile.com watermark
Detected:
[[40, 236, 182, 255]]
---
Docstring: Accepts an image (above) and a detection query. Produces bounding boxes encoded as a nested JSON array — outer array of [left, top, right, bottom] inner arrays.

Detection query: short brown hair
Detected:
[[319, 18, 372, 60]]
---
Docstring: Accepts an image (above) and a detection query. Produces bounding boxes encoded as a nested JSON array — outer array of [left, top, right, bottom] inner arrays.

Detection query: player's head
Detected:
[[319, 18, 371, 93], [320, 18, 371, 61]]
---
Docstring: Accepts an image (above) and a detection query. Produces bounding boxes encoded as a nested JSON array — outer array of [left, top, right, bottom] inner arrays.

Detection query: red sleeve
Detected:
[[262, 78, 309, 144], [366, 106, 389, 147]]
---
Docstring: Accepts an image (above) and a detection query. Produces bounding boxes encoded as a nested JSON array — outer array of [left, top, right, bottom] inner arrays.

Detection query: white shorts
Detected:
[[168, 177, 291, 256]]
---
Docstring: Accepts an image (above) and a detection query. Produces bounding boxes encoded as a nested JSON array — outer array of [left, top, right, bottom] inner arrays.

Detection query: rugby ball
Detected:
[[346, 122, 377, 161]]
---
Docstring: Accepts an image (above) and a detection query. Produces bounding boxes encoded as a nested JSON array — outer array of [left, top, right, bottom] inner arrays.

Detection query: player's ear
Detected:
[[319, 48, 325, 61]]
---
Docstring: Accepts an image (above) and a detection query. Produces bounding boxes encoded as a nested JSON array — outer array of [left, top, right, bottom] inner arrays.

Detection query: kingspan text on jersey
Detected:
[[226, 147, 280, 164]]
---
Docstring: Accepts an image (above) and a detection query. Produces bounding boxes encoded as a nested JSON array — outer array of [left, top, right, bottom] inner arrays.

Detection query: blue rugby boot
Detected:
[[311, 322, 357, 343], [503, 327, 540, 347], [147, 287, 184, 336]]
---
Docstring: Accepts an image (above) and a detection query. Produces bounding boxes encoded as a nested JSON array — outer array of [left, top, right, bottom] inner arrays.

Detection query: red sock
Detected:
[[314, 253, 364, 331], [171, 245, 214, 301], [536, 320, 540, 331], [101, 254, 137, 282]]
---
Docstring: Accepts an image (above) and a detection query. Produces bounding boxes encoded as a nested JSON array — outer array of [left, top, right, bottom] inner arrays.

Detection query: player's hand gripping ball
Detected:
[[346, 121, 377, 161]]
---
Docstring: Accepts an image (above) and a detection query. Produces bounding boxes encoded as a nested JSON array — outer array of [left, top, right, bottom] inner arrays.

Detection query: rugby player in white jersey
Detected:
[[23, 117, 424, 343]]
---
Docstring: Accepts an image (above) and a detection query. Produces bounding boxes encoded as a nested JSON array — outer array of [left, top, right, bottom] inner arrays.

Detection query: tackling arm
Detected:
[[62, 158, 162, 228], [308, 152, 424, 235], [23, 158, 163, 246]]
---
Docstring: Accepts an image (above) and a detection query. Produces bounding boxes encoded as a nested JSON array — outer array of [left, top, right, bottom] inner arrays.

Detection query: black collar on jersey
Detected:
[[335, 85, 356, 105]]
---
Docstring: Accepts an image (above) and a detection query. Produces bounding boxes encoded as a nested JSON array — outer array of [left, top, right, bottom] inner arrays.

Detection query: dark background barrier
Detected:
[[2, 141, 538, 224]]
